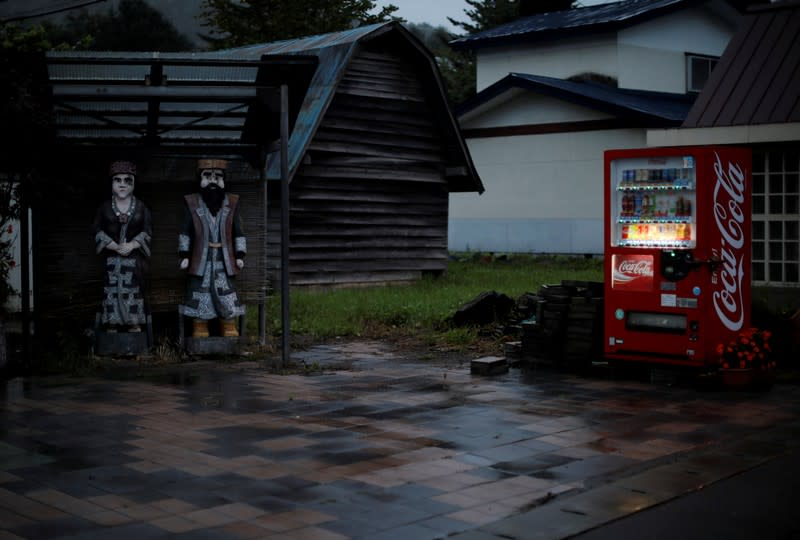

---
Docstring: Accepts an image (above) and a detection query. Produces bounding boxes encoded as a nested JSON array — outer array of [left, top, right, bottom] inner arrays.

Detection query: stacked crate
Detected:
[[521, 281, 603, 369]]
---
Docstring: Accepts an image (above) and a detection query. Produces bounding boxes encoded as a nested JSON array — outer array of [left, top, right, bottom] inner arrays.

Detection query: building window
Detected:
[[752, 148, 800, 286], [686, 54, 718, 93]]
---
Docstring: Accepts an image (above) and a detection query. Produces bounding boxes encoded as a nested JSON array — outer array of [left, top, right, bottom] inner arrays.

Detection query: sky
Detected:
[[375, 0, 470, 32]]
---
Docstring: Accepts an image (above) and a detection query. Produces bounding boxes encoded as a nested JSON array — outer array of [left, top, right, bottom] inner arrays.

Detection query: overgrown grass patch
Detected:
[[262, 254, 604, 347]]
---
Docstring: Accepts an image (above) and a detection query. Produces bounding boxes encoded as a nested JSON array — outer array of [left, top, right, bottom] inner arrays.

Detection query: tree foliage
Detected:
[[48, 0, 193, 51], [0, 24, 53, 176], [200, 0, 401, 49], [405, 22, 475, 106]]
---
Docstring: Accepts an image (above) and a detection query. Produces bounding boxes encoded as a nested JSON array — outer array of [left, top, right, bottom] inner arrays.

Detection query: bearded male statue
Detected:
[[178, 159, 246, 338]]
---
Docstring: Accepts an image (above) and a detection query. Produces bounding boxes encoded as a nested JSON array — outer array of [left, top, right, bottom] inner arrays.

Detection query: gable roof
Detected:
[[213, 22, 483, 193], [683, 1, 800, 128], [458, 73, 695, 125], [450, 0, 698, 50]]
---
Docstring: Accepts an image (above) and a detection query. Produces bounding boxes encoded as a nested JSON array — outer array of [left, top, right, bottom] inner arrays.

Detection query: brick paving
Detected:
[[1, 341, 799, 539]]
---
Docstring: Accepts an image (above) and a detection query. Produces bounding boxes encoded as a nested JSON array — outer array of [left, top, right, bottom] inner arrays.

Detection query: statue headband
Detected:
[[109, 160, 136, 176], [198, 159, 228, 171]]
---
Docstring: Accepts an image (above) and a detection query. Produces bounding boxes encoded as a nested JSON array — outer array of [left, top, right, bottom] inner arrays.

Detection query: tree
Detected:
[[49, 0, 194, 51], [200, 0, 401, 49], [405, 22, 475, 106], [448, 0, 520, 36]]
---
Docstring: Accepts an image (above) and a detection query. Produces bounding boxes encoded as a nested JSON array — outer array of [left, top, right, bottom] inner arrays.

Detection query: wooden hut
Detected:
[[35, 23, 482, 345], [228, 22, 485, 286]]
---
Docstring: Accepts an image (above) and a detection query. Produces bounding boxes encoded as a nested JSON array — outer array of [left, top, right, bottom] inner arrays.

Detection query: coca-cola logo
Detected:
[[611, 254, 654, 291], [711, 152, 747, 331], [618, 260, 653, 276]]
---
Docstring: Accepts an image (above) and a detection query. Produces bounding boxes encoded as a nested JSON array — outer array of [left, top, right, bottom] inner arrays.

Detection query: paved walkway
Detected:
[[1, 342, 798, 539]]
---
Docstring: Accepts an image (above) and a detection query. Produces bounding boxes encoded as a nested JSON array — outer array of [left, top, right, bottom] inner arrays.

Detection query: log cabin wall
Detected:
[[267, 41, 452, 287], [35, 157, 267, 332]]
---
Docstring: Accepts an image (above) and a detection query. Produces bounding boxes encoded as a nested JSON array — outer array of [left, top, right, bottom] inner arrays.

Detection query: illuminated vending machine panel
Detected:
[[609, 155, 697, 249]]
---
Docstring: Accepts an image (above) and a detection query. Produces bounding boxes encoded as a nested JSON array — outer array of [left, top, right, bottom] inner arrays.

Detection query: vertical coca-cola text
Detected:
[[711, 152, 747, 331]]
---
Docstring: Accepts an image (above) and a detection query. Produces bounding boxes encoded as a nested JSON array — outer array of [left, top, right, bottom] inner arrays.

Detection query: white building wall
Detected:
[[451, 97, 646, 254], [617, 8, 737, 92], [476, 37, 618, 92]]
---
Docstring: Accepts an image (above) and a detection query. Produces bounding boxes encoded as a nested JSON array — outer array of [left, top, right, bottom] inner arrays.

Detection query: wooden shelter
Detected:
[[33, 22, 482, 348]]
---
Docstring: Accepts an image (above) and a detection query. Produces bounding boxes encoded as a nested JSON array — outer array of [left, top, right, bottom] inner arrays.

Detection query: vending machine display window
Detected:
[[609, 156, 697, 249]]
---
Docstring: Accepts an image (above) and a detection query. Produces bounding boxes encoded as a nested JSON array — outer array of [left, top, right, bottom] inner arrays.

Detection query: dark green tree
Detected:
[[405, 22, 475, 106], [49, 0, 194, 51], [200, 0, 400, 49]]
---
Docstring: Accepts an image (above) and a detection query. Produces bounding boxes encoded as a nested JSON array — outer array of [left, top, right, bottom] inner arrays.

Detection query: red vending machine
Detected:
[[604, 146, 751, 367]]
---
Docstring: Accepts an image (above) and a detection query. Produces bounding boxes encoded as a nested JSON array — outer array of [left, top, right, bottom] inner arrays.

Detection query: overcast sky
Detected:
[[374, 0, 469, 32]]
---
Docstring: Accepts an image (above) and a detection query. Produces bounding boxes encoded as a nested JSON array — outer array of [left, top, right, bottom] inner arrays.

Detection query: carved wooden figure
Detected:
[[93, 160, 152, 334], [178, 159, 246, 338]]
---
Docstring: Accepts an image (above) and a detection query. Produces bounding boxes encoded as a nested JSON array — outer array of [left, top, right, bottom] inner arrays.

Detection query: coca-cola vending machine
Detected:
[[604, 146, 751, 367]]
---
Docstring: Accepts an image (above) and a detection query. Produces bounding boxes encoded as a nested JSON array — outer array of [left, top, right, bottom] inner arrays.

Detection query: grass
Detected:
[[260, 254, 604, 349]]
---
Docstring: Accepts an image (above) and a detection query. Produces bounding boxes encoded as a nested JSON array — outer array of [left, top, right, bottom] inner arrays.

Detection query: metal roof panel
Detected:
[[459, 72, 694, 123], [450, 0, 687, 49]]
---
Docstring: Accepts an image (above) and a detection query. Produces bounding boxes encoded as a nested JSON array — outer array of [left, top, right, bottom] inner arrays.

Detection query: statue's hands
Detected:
[[180, 258, 189, 270], [117, 242, 134, 256], [236, 259, 244, 270]]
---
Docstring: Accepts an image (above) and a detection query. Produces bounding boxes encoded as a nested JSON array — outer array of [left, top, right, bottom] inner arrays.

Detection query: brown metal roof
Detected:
[[682, 1, 800, 128]]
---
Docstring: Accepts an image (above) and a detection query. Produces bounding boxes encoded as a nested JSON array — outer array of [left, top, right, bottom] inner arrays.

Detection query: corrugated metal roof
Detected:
[[450, 0, 689, 50], [458, 73, 695, 123], [683, 1, 800, 128], [197, 24, 411, 181], [219, 23, 388, 57], [46, 51, 315, 163], [45, 22, 483, 193]]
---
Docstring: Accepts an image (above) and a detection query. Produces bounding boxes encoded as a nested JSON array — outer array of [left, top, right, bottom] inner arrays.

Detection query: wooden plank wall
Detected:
[[267, 45, 451, 287], [35, 157, 267, 328]]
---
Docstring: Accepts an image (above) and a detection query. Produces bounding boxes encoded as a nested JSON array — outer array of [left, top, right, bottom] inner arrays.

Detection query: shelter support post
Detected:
[[280, 84, 290, 368], [259, 167, 267, 347]]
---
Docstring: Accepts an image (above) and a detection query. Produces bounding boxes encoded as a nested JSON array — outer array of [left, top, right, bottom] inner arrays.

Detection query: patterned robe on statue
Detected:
[[178, 193, 246, 320], [93, 197, 152, 326]]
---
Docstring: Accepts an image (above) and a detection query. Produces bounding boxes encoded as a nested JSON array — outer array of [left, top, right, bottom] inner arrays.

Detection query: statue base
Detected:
[[184, 336, 242, 356], [95, 330, 149, 356]]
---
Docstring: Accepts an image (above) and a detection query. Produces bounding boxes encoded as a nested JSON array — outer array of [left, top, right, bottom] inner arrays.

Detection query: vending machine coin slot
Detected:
[[661, 250, 693, 281]]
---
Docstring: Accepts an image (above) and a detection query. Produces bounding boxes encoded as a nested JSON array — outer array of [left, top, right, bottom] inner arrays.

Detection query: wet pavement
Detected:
[[1, 341, 799, 539]]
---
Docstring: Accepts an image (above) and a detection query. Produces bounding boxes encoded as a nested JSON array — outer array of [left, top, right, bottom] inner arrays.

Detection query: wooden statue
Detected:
[[93, 160, 152, 333], [178, 158, 246, 338]]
